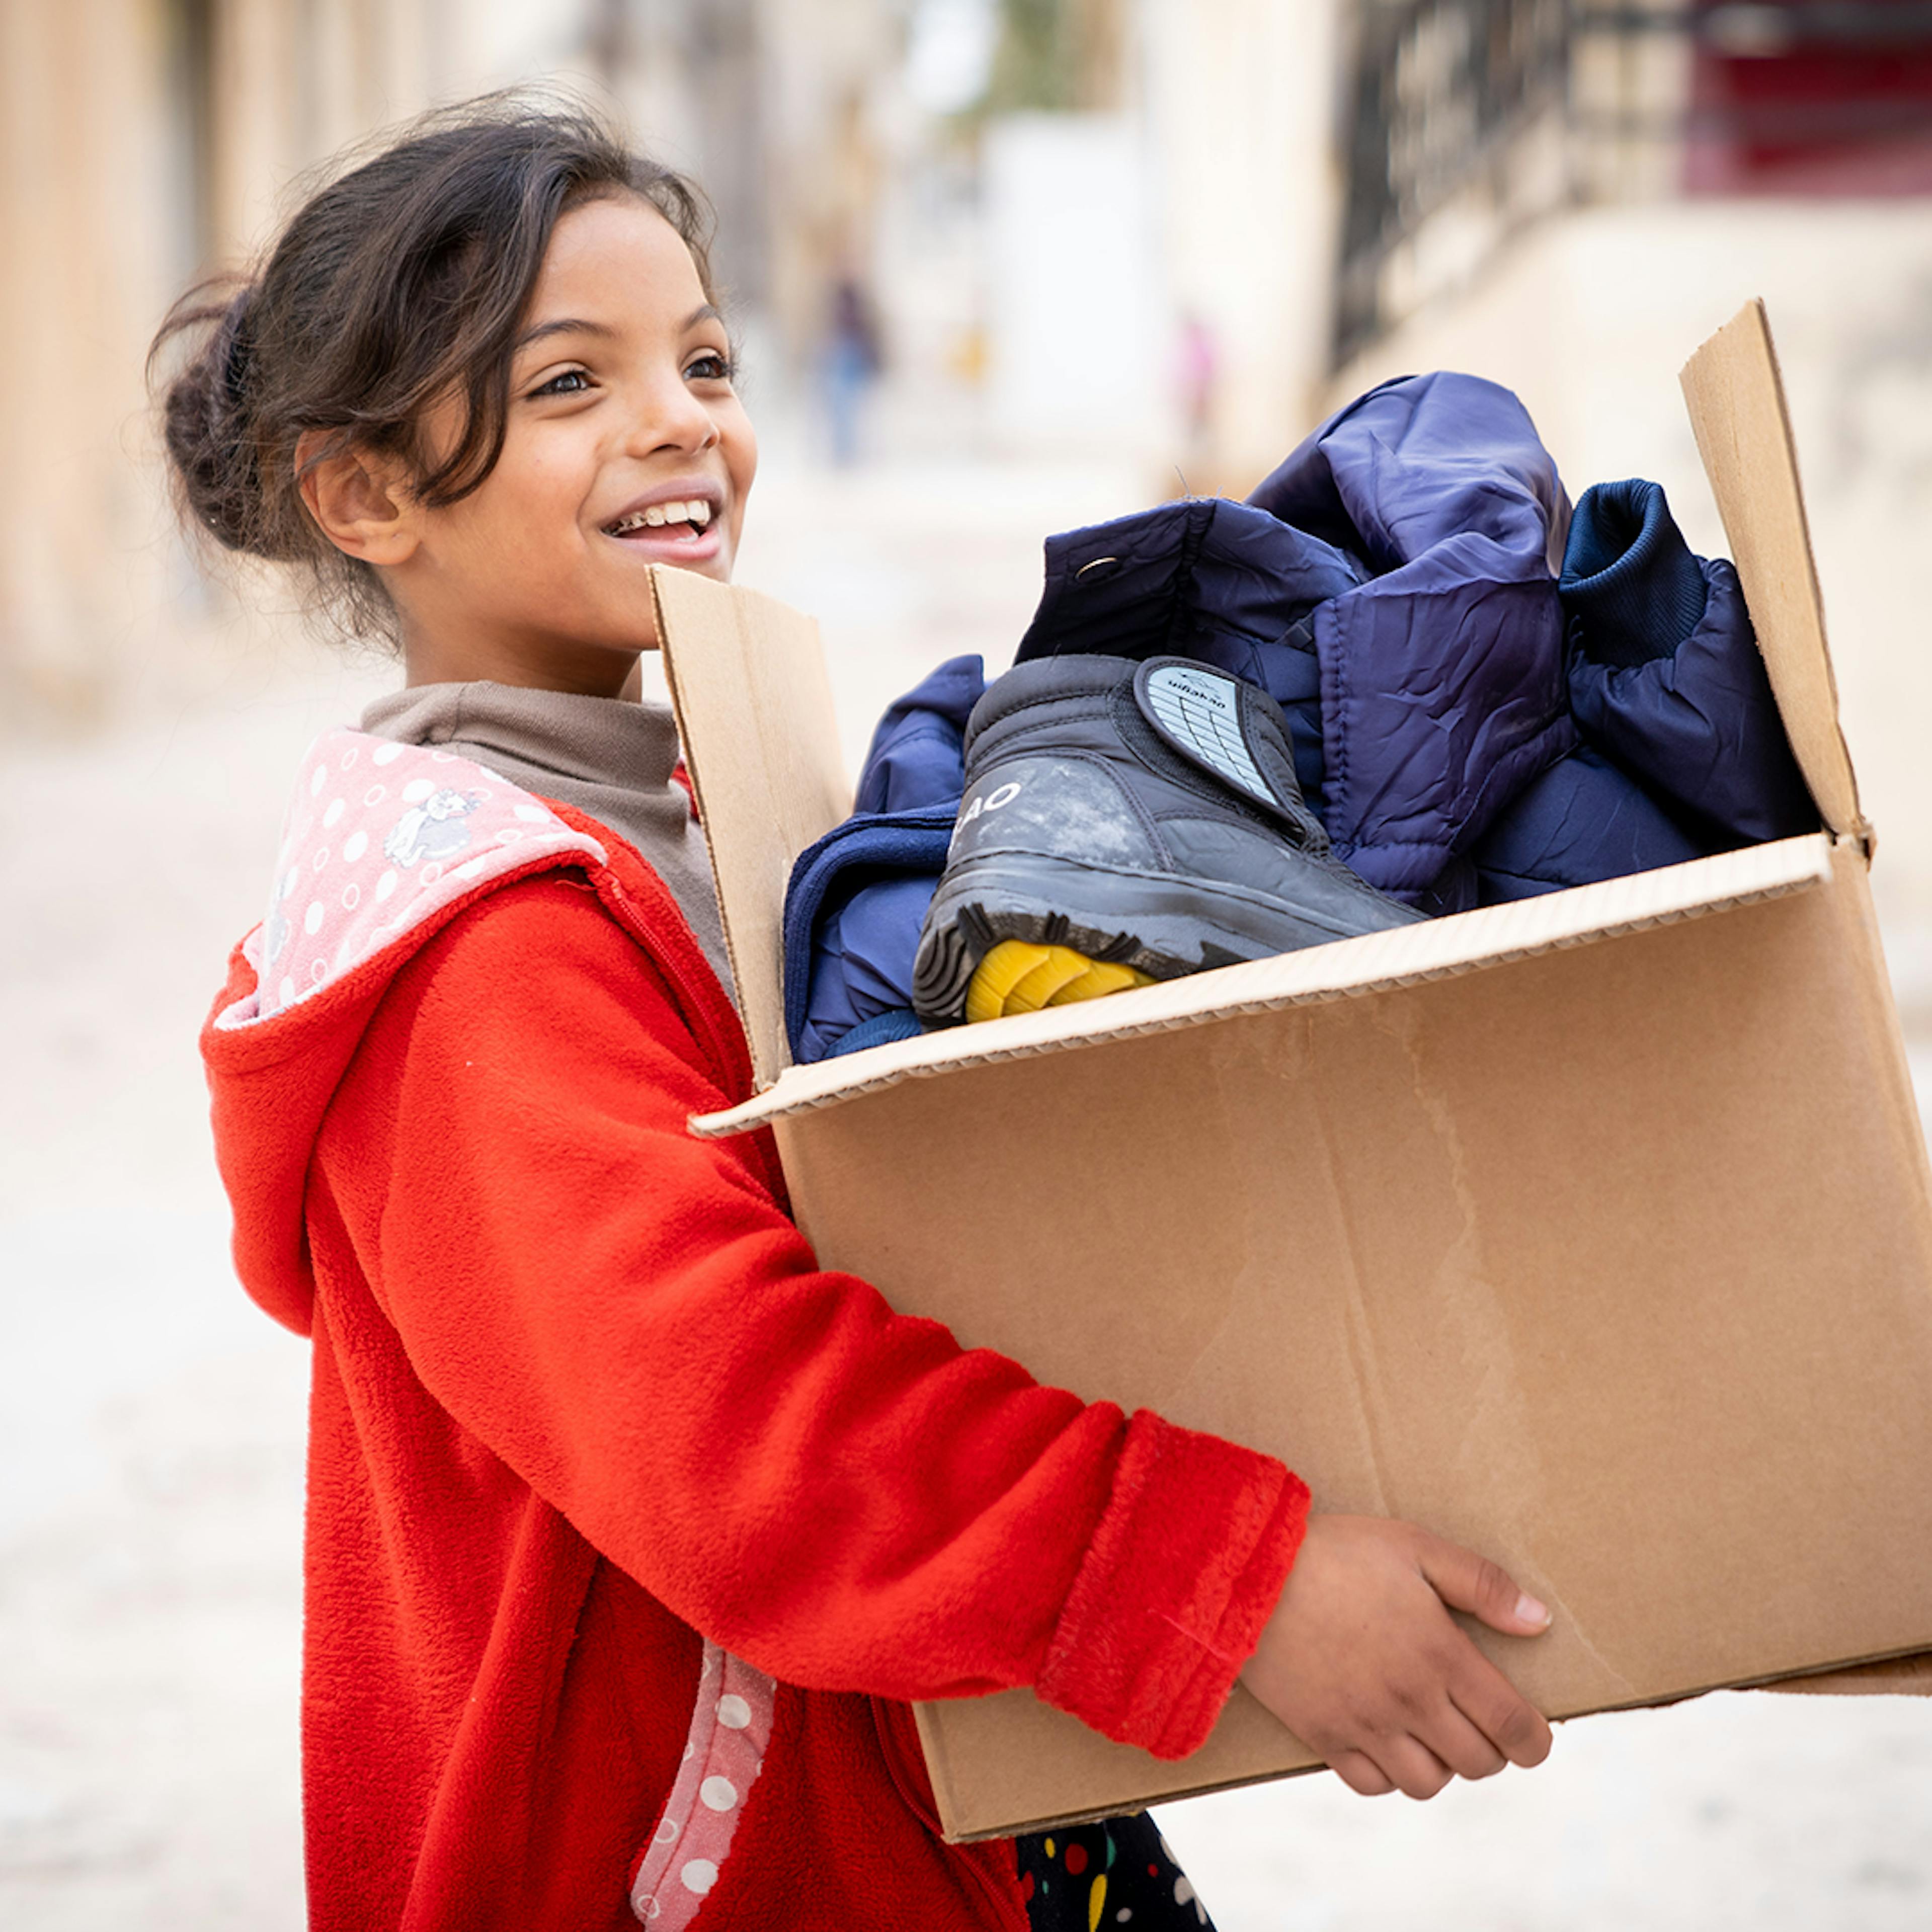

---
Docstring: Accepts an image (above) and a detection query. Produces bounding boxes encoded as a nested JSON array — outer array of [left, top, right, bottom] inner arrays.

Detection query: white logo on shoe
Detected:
[[957, 780, 1023, 829]]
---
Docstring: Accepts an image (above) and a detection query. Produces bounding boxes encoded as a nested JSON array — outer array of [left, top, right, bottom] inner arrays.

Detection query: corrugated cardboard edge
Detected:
[[1768, 1654, 1932, 1698], [651, 567, 852, 1086], [926, 1643, 1932, 1841], [691, 832, 1835, 1138], [911, 1703, 1322, 1841], [1679, 299, 1869, 851]]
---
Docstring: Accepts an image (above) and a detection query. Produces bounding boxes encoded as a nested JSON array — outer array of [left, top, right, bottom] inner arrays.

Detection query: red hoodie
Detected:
[[201, 730, 1308, 1931]]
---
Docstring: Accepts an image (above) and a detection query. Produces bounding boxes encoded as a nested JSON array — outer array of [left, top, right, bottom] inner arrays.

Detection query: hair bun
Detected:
[[220, 288, 257, 413], [160, 285, 272, 556]]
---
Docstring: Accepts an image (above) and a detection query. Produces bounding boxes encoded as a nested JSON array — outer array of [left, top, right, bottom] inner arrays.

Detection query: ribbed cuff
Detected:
[[1035, 1410, 1310, 1761], [1561, 478, 1710, 670]]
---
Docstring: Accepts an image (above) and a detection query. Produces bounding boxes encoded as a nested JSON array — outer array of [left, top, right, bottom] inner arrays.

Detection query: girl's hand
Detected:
[[1239, 1512, 1554, 1798]]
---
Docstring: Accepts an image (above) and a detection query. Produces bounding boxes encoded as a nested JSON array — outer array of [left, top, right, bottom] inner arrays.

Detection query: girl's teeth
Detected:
[[609, 500, 713, 535]]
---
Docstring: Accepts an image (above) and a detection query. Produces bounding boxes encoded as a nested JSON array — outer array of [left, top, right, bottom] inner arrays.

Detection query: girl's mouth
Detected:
[[604, 499, 714, 542]]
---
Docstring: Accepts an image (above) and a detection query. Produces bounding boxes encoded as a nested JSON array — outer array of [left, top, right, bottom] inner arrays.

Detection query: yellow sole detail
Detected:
[[964, 939, 1154, 1023], [1046, 957, 1154, 1005], [964, 940, 1052, 1023]]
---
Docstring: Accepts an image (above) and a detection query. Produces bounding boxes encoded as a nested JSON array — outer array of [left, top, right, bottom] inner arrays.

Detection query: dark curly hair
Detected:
[[150, 93, 715, 643]]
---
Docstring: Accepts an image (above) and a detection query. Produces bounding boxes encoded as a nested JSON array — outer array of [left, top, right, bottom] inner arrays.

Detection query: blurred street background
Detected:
[[5, 0, 1932, 1925]]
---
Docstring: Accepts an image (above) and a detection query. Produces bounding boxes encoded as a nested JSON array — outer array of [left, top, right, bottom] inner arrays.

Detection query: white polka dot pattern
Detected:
[[214, 729, 608, 1031], [629, 1643, 774, 1929]]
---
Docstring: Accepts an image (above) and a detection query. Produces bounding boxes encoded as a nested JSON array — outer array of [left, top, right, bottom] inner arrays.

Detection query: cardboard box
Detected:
[[651, 302, 1932, 1840]]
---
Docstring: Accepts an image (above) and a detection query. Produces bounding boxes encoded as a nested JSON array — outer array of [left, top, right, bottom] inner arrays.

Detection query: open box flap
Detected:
[[651, 567, 852, 1087], [1680, 300, 1868, 848], [692, 830, 1833, 1138]]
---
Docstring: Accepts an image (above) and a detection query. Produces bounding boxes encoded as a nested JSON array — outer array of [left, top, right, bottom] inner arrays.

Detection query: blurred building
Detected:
[[5, 0, 1930, 734], [0, 0, 897, 730], [2, 0, 441, 728], [1330, 0, 1932, 363]]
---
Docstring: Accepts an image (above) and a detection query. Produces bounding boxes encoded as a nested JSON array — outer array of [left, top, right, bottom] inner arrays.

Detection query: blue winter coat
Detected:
[[784, 656, 983, 1065], [782, 380, 1816, 1062], [1469, 475, 1816, 902], [1244, 371, 1578, 903], [1561, 476, 1814, 848]]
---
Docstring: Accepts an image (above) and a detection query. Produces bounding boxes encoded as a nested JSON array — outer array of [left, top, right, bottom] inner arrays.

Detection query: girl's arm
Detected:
[[316, 872, 1304, 1762]]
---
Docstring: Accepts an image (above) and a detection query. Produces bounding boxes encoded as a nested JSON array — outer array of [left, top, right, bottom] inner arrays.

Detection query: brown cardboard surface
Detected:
[[775, 847, 1932, 1835], [656, 303, 1932, 1840], [1679, 300, 1868, 847], [1677, 304, 1932, 1704], [649, 567, 850, 1086]]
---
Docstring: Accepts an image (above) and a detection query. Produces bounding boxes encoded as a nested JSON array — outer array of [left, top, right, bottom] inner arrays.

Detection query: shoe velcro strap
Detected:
[[1133, 659, 1311, 834]]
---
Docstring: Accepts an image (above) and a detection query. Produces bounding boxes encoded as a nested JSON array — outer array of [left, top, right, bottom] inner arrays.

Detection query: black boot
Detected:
[[913, 654, 1422, 1025]]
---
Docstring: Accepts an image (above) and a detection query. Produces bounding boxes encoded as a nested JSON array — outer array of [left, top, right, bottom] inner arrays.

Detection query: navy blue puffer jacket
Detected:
[[782, 378, 1816, 1062], [784, 656, 983, 1065], [1469, 475, 1816, 903], [1245, 371, 1578, 903], [1561, 476, 1814, 849]]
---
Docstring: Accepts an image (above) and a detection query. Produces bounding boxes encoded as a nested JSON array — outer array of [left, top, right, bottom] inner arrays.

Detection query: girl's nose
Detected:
[[628, 377, 719, 457]]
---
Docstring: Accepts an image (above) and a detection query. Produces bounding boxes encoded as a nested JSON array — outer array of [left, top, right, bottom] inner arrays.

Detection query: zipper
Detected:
[[540, 798, 747, 1083], [599, 869, 791, 1205], [524, 792, 787, 1204], [556, 809, 1018, 1921], [601, 872, 746, 1096]]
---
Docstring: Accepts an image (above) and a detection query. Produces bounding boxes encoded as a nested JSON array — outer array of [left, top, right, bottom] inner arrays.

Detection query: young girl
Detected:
[[161, 99, 1553, 1932]]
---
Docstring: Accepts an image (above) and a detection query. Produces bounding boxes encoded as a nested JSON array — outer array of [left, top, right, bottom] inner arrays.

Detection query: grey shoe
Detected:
[[912, 654, 1422, 1024]]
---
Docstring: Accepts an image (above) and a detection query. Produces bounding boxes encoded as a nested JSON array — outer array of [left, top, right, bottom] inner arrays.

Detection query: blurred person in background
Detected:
[[822, 270, 885, 465]]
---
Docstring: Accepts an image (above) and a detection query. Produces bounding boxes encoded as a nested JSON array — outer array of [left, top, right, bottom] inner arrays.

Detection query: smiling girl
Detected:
[[159, 100, 1551, 1932]]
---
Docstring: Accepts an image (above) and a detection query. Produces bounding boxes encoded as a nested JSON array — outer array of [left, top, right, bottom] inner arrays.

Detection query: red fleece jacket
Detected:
[[202, 735, 1308, 1931]]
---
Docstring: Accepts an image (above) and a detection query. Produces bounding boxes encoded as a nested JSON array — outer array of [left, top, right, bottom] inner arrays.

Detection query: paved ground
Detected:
[[4, 439, 1930, 1929]]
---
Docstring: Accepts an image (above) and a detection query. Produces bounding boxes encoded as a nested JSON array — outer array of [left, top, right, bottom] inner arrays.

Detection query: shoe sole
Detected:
[[964, 939, 1155, 1023], [914, 851, 1406, 1023]]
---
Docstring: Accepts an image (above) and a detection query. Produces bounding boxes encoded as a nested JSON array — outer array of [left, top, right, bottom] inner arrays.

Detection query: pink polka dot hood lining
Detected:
[[214, 728, 613, 1030], [214, 727, 779, 1923]]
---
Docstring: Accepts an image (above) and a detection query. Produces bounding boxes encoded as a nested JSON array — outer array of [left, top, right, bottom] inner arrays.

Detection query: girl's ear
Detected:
[[297, 433, 422, 566]]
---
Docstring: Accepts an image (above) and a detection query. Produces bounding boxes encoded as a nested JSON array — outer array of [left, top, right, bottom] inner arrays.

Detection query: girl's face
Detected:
[[377, 194, 756, 694]]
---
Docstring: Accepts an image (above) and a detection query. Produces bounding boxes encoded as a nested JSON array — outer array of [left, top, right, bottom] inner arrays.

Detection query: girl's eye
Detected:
[[685, 351, 736, 384], [530, 368, 592, 398]]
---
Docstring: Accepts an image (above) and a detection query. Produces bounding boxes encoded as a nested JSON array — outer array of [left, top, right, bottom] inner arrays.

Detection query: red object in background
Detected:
[[1686, 0, 1932, 192]]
